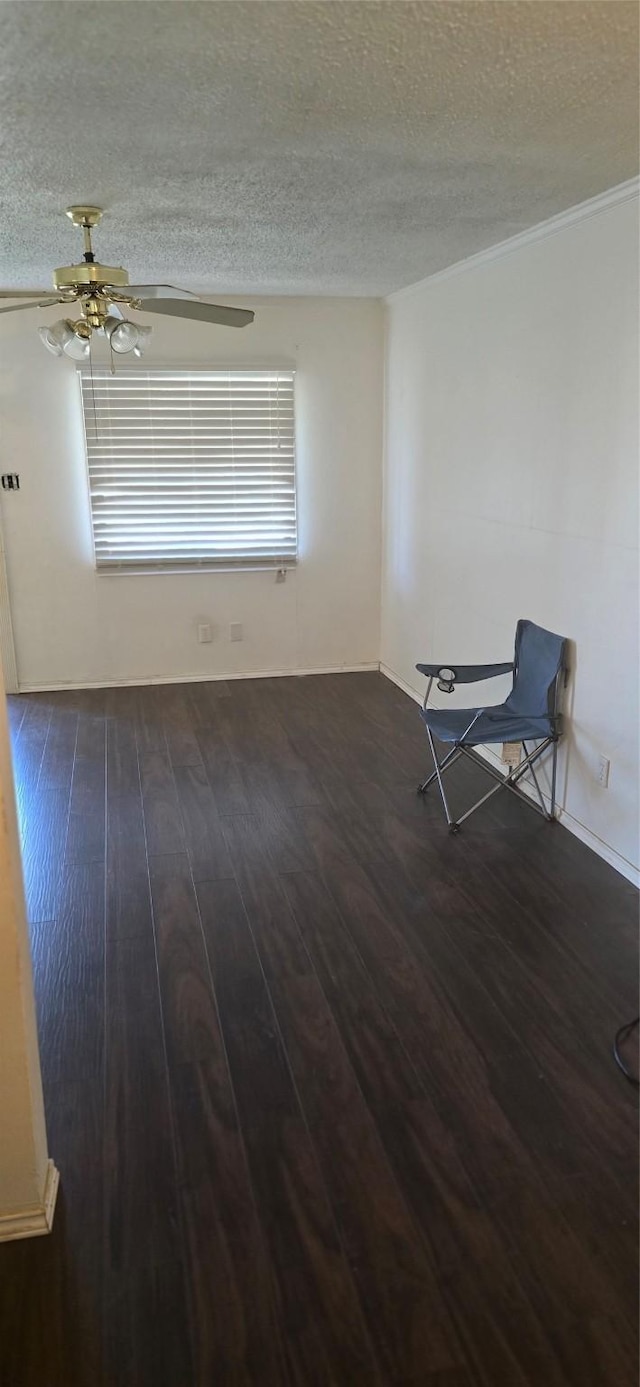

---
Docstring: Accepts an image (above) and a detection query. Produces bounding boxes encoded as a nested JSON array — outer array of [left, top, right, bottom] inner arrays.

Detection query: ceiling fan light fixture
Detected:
[[107, 319, 140, 353], [38, 318, 75, 356], [62, 332, 91, 361], [101, 314, 123, 337], [5, 205, 254, 358], [132, 325, 152, 357]]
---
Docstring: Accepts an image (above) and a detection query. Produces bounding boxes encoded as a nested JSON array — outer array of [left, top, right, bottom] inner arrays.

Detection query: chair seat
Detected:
[[420, 703, 555, 745]]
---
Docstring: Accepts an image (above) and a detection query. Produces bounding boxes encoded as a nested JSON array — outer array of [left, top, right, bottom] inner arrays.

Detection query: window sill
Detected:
[[95, 563, 297, 577]]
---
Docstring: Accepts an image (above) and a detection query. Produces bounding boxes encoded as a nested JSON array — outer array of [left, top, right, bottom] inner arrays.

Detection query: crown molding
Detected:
[[386, 177, 640, 303]]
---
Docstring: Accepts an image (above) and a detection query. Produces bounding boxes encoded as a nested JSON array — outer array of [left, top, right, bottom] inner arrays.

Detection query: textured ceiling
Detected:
[[0, 1, 638, 296]]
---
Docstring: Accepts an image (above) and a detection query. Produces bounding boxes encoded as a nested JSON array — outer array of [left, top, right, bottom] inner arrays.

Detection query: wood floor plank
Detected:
[[38, 705, 78, 792], [264, 973, 464, 1380], [201, 697, 287, 816], [104, 930, 191, 1386], [280, 868, 577, 1387], [305, 790, 393, 866], [30, 862, 105, 1090], [106, 688, 139, 796], [0, 1187, 102, 1387], [106, 790, 154, 942], [104, 1260, 193, 1387], [148, 853, 223, 1067], [304, 672, 418, 787], [6, 691, 27, 736], [197, 719, 252, 816], [220, 812, 313, 979], [149, 862, 289, 1383], [65, 711, 106, 865], [10, 693, 53, 812], [186, 677, 232, 727], [197, 873, 383, 1384], [477, 803, 637, 1012], [199, 874, 465, 1383], [226, 680, 324, 807], [394, 782, 634, 1019], [104, 931, 180, 1271], [21, 785, 71, 925], [159, 685, 204, 768], [269, 679, 371, 790], [138, 748, 186, 857], [366, 848, 638, 1264], [377, 798, 637, 1141], [173, 762, 235, 882], [306, 842, 637, 1377], [134, 683, 168, 754]]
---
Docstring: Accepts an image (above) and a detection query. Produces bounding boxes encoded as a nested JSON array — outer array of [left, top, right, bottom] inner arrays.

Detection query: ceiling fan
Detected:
[[0, 205, 254, 360]]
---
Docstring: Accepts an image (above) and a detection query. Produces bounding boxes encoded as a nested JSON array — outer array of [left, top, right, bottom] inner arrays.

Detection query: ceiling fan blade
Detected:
[[0, 297, 66, 315], [0, 289, 53, 299], [138, 299, 254, 328], [126, 284, 201, 301]]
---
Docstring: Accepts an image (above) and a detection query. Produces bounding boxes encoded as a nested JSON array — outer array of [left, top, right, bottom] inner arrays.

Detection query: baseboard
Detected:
[[17, 662, 380, 694], [380, 663, 640, 888], [0, 1159, 59, 1243], [379, 662, 425, 706]]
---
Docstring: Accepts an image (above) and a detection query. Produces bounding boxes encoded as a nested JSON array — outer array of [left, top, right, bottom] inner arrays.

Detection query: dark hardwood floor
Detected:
[[0, 671, 637, 1386]]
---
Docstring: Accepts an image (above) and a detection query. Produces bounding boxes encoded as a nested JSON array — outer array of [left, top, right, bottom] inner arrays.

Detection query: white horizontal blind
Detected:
[[79, 368, 297, 570]]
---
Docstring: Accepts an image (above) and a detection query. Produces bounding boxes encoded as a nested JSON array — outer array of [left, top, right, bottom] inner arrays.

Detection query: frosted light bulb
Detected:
[[132, 325, 152, 357], [62, 333, 90, 360], [109, 320, 140, 353], [38, 319, 75, 356], [101, 314, 123, 337]]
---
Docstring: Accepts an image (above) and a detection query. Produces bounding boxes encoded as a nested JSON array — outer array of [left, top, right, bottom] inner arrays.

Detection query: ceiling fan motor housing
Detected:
[[53, 262, 130, 292]]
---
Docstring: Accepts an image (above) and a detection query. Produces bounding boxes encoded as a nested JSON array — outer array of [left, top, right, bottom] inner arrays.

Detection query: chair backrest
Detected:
[[506, 619, 567, 722]]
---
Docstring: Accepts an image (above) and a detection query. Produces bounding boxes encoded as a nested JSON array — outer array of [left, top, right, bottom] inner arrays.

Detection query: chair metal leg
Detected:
[[425, 726, 458, 830], [455, 778, 504, 825], [521, 740, 549, 817], [449, 739, 557, 827], [550, 739, 558, 820], [419, 728, 562, 834], [417, 747, 461, 794]]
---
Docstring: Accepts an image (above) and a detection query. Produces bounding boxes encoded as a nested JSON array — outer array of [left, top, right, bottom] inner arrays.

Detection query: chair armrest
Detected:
[[415, 661, 513, 689]]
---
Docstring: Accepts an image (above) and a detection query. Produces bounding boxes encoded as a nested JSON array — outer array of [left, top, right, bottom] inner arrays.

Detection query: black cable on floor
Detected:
[[612, 1017, 639, 1086]]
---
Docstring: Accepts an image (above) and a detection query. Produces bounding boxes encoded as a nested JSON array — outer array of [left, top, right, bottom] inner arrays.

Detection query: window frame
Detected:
[[78, 363, 298, 576]]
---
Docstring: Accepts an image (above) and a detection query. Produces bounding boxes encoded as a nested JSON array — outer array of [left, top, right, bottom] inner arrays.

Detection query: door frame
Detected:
[[0, 503, 18, 693]]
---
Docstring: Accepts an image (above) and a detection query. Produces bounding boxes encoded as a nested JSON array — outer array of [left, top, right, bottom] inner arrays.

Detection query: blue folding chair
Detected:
[[416, 619, 568, 833]]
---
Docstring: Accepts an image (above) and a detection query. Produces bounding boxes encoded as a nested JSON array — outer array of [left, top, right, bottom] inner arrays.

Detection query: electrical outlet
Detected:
[[275, 568, 287, 584], [229, 622, 243, 642], [197, 623, 212, 643], [597, 755, 610, 788]]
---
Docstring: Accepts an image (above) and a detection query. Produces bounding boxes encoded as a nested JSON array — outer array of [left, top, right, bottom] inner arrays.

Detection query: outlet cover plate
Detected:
[[597, 755, 610, 788]]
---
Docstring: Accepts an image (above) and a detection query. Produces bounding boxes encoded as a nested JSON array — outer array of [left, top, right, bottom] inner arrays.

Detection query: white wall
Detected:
[[381, 198, 639, 878], [0, 298, 382, 687], [0, 647, 54, 1237]]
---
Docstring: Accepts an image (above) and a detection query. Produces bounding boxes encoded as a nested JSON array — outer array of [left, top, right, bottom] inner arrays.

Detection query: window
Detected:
[[79, 368, 297, 571]]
